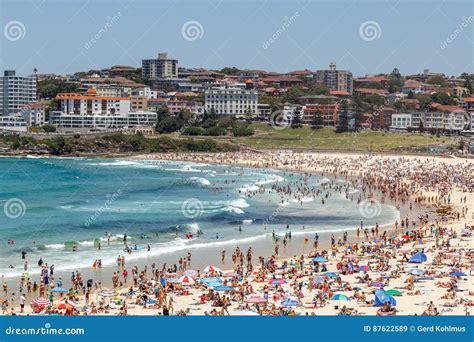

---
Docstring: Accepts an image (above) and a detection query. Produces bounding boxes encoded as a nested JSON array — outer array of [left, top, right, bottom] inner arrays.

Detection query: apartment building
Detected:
[[315, 62, 353, 93], [147, 98, 200, 115], [130, 96, 148, 111], [205, 86, 258, 115], [49, 111, 157, 130], [303, 104, 339, 126], [55, 88, 131, 115], [0, 70, 37, 116], [142, 53, 178, 79]]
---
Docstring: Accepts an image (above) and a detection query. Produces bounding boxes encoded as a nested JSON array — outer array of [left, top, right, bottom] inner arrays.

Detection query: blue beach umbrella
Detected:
[[200, 277, 222, 284], [51, 287, 68, 293], [409, 252, 427, 263], [449, 271, 466, 277], [313, 256, 328, 263], [281, 298, 299, 307]]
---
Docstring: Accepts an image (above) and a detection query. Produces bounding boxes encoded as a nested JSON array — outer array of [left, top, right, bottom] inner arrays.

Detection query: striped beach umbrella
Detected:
[[32, 297, 51, 306], [203, 265, 222, 274], [268, 278, 287, 285], [178, 275, 195, 285], [331, 294, 350, 301]]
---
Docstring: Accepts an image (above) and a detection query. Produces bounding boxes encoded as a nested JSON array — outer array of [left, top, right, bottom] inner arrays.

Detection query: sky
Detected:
[[0, 0, 473, 77]]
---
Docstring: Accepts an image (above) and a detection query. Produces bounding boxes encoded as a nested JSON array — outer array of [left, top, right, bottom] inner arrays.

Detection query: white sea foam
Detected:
[[189, 177, 211, 186]]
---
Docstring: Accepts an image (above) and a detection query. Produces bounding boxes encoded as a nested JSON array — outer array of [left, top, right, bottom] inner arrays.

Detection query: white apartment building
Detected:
[[0, 70, 37, 116], [95, 85, 132, 97], [391, 114, 412, 129], [205, 87, 258, 115], [55, 88, 131, 115], [49, 111, 157, 130], [0, 115, 27, 132], [22, 103, 46, 126], [134, 87, 158, 99]]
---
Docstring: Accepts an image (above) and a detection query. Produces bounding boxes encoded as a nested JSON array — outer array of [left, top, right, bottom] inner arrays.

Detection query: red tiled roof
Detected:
[[330, 90, 352, 96], [355, 88, 389, 95]]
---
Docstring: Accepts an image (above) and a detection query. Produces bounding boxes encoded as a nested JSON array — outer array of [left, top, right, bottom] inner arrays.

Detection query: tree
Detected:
[[336, 100, 349, 133], [41, 124, 56, 133], [291, 107, 303, 128], [418, 120, 424, 133], [311, 110, 324, 129], [244, 108, 253, 124]]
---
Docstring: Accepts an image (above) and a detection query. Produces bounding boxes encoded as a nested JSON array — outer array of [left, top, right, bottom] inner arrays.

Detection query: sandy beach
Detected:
[[2, 151, 473, 316]]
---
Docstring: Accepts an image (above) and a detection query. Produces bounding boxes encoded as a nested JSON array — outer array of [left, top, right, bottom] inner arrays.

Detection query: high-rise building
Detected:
[[142, 53, 178, 79], [0, 70, 37, 116], [316, 62, 353, 93]]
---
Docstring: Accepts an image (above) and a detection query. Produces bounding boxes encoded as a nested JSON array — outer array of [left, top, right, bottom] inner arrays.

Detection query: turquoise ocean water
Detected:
[[0, 156, 399, 278]]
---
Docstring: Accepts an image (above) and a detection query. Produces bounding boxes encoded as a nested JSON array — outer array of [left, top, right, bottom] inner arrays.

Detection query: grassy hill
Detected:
[[226, 123, 459, 152]]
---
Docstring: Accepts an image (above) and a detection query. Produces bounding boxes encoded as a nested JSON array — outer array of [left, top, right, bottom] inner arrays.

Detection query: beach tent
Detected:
[[374, 290, 397, 307], [313, 256, 328, 263], [281, 298, 299, 307], [245, 296, 267, 304], [409, 252, 427, 263], [51, 287, 68, 293]]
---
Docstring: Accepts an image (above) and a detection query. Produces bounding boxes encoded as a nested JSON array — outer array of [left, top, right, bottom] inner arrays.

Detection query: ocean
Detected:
[[0, 156, 399, 279]]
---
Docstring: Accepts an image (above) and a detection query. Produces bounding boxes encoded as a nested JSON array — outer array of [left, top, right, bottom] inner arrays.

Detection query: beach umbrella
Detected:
[[384, 289, 402, 296], [358, 265, 371, 273], [281, 298, 299, 307], [409, 252, 427, 263], [213, 285, 233, 292], [313, 256, 328, 263], [408, 268, 425, 276], [206, 281, 223, 288], [401, 234, 410, 239], [178, 275, 195, 285], [55, 303, 74, 310], [268, 278, 287, 285], [449, 271, 466, 277], [32, 297, 51, 306], [322, 272, 338, 278], [331, 294, 350, 301], [245, 296, 267, 304], [374, 290, 396, 307], [51, 287, 68, 293], [203, 265, 222, 274]]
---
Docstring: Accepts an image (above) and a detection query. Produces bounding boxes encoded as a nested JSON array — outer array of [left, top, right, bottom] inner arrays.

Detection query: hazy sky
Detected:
[[1, 0, 472, 77]]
